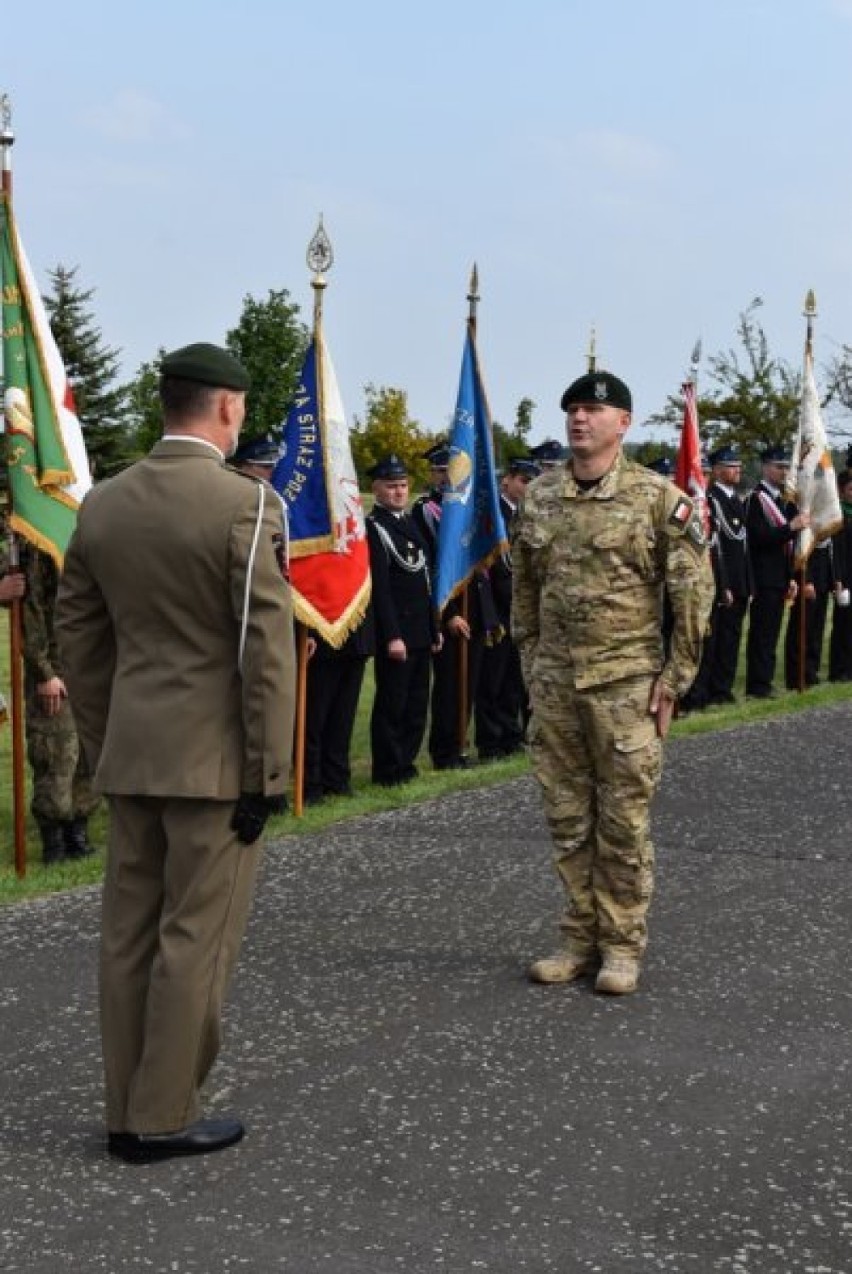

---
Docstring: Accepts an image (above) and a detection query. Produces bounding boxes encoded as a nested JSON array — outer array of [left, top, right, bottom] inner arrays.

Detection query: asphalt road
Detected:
[[2, 703, 851, 1273]]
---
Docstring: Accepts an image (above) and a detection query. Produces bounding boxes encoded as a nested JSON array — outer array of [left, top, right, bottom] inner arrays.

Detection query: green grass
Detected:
[[3, 609, 851, 904]]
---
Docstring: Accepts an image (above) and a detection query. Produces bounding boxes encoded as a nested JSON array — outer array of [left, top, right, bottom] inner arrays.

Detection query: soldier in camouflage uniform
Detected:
[[512, 371, 713, 994], [23, 545, 99, 863]]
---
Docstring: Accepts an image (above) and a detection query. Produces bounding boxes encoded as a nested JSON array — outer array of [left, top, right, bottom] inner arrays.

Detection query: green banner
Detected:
[[1, 193, 80, 564]]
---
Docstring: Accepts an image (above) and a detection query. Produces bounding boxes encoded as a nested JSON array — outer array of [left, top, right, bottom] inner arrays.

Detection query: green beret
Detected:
[[161, 342, 251, 391], [560, 371, 632, 413]]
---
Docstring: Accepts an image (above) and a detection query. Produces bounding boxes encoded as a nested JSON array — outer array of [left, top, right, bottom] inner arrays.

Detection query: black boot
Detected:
[[64, 818, 95, 859], [38, 820, 67, 865]]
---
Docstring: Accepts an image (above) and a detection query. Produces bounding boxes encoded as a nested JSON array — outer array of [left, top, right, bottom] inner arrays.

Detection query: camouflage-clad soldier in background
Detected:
[[23, 545, 98, 862], [512, 371, 713, 995]]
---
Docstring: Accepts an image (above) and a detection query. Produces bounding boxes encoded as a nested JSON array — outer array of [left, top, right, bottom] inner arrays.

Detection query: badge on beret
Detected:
[[595, 380, 608, 401], [669, 496, 693, 529]]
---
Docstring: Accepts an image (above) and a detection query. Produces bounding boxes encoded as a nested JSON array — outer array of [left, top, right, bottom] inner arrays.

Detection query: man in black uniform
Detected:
[[475, 456, 540, 759], [366, 455, 439, 786], [304, 619, 374, 802], [229, 435, 280, 479], [830, 469, 852, 681], [745, 445, 810, 698], [529, 439, 568, 470], [411, 441, 489, 770], [705, 445, 753, 704], [784, 539, 836, 690]]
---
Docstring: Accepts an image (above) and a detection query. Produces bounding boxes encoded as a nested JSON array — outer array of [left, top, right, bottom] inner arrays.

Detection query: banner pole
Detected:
[[1, 95, 27, 876]]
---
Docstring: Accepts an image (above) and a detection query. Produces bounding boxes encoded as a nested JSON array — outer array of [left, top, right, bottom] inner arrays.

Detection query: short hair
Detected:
[[159, 375, 218, 420]]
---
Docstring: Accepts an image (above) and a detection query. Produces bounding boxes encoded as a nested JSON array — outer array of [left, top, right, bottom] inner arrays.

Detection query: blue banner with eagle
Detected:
[[434, 325, 508, 614]]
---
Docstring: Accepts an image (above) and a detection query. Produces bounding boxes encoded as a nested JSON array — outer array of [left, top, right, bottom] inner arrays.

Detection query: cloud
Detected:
[[83, 90, 192, 144], [528, 127, 670, 188], [571, 128, 670, 179]]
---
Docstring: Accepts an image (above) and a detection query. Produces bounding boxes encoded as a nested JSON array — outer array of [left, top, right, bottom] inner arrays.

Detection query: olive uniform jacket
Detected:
[[56, 438, 296, 800]]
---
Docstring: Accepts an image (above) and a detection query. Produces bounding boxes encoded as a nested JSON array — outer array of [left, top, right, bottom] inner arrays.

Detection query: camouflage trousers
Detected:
[[25, 690, 98, 824], [528, 670, 663, 960]]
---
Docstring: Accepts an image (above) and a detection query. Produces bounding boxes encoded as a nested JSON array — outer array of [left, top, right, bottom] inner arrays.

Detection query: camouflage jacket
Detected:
[[511, 451, 714, 696]]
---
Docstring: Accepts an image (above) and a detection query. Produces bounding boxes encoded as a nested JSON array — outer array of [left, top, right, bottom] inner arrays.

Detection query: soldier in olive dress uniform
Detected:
[[513, 371, 713, 996], [57, 343, 296, 1164]]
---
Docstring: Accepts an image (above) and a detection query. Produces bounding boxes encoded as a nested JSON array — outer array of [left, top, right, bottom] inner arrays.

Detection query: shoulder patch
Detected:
[[669, 495, 693, 530], [685, 505, 707, 548]]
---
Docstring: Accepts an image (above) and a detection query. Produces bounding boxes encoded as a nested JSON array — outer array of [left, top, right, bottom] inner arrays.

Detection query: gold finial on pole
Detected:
[[307, 214, 333, 329], [586, 324, 597, 372]]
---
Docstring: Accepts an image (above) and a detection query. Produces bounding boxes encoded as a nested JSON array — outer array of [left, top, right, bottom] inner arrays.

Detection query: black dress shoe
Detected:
[[108, 1117, 245, 1163]]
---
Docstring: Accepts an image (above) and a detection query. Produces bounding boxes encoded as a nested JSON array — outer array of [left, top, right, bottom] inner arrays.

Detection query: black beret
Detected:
[[760, 444, 790, 464], [529, 439, 567, 464], [708, 444, 741, 466], [232, 435, 280, 466], [506, 457, 542, 479], [560, 371, 632, 413], [421, 441, 450, 467], [161, 342, 251, 391], [367, 453, 408, 480]]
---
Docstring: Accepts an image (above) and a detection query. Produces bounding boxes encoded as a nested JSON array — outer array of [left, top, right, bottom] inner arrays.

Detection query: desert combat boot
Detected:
[[595, 954, 640, 996], [528, 949, 593, 985]]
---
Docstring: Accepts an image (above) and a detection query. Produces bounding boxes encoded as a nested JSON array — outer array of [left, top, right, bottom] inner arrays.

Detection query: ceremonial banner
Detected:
[[674, 379, 708, 532], [0, 193, 91, 564], [271, 332, 370, 646], [785, 352, 842, 569], [434, 326, 508, 614]]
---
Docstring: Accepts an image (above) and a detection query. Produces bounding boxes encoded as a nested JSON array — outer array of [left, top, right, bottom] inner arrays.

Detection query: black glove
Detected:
[[231, 792, 287, 844]]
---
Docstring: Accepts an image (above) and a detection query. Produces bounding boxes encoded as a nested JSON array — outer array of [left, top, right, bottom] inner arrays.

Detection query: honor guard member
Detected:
[[784, 537, 836, 689], [475, 456, 540, 759], [745, 445, 810, 698], [513, 370, 713, 995], [367, 454, 440, 786], [303, 617, 375, 803], [704, 445, 753, 704], [23, 545, 100, 861], [230, 434, 281, 479], [0, 509, 97, 862], [830, 470, 852, 681], [529, 438, 568, 470], [57, 342, 296, 1164], [412, 441, 487, 770]]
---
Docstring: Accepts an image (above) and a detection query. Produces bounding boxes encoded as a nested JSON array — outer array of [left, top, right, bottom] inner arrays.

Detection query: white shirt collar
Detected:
[[161, 434, 225, 460]]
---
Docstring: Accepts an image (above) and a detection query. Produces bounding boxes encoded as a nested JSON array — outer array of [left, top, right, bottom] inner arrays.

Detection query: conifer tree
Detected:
[[43, 264, 130, 476]]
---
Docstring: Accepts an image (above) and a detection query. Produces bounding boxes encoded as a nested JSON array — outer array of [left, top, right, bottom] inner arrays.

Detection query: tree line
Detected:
[[18, 269, 852, 486]]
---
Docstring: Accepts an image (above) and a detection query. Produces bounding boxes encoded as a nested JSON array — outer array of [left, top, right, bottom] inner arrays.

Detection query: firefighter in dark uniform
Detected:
[[304, 619, 374, 802], [475, 456, 540, 759], [745, 445, 810, 698], [704, 445, 753, 704], [366, 454, 439, 786], [411, 441, 489, 770]]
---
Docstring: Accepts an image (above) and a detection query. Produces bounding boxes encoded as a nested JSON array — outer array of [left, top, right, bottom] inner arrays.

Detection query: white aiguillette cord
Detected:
[[239, 483, 266, 673]]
